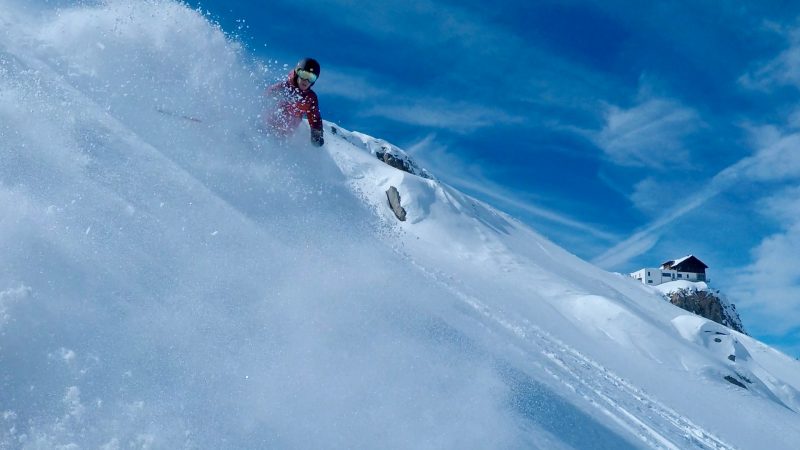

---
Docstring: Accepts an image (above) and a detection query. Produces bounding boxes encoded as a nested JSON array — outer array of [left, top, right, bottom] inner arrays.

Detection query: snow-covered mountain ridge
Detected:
[[1, 1, 800, 448], [324, 120, 800, 407]]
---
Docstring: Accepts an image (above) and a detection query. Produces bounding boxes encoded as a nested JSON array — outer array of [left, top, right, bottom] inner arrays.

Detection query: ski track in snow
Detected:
[[401, 252, 736, 450]]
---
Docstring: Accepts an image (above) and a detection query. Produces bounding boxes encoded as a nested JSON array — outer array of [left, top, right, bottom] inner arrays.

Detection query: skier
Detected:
[[263, 57, 324, 147]]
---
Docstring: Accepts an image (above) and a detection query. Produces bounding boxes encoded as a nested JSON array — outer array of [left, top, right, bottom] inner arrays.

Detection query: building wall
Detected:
[[630, 268, 707, 285], [631, 268, 658, 285]]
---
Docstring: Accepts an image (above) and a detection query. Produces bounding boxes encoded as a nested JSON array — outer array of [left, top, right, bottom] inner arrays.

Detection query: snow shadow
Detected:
[[502, 365, 641, 450], [411, 316, 640, 448]]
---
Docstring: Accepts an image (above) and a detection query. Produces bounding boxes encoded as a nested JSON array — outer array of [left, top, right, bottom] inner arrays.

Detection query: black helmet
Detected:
[[296, 57, 321, 77]]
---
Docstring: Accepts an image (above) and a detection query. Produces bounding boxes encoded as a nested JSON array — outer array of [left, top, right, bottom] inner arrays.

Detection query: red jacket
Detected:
[[264, 70, 322, 137]]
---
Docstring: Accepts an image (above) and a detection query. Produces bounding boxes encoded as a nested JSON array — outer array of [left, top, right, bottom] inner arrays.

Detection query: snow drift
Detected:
[[1, 1, 799, 449]]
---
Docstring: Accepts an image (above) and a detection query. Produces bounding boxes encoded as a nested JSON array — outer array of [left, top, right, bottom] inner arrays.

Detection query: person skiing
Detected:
[[263, 57, 324, 147]]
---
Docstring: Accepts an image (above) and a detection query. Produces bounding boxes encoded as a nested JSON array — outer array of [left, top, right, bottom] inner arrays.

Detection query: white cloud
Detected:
[[629, 177, 673, 215], [275, 0, 522, 62], [593, 97, 703, 169], [740, 26, 800, 90], [727, 186, 800, 336], [741, 125, 800, 182], [592, 127, 782, 269], [315, 65, 524, 132], [593, 168, 734, 269], [591, 230, 660, 270], [314, 68, 392, 101], [362, 100, 524, 133], [273, 0, 617, 129], [730, 216, 800, 336], [762, 185, 800, 221], [723, 34, 800, 335]]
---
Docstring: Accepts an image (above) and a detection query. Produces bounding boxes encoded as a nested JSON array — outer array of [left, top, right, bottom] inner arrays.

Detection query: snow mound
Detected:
[[672, 314, 752, 364], [655, 280, 709, 294], [672, 315, 800, 412]]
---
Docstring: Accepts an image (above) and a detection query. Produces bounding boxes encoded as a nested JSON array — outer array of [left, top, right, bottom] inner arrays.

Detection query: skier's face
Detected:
[[296, 76, 312, 91]]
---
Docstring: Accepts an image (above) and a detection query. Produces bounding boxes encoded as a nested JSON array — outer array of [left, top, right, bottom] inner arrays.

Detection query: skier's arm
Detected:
[[306, 92, 323, 131], [307, 93, 324, 147]]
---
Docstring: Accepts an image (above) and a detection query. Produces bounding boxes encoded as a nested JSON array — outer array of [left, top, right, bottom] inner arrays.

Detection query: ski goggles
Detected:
[[296, 69, 318, 83]]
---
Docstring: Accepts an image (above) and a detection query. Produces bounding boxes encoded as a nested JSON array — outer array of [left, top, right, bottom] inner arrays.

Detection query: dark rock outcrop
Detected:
[[386, 186, 406, 221], [380, 151, 413, 174], [374, 145, 432, 179], [666, 288, 746, 334], [327, 124, 433, 179], [724, 375, 748, 389]]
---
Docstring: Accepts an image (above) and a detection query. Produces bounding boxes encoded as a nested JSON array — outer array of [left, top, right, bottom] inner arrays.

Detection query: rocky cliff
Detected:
[[658, 282, 746, 334]]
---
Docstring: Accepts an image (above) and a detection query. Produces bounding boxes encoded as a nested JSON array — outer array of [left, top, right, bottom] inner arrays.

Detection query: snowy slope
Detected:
[[1, 1, 799, 449], [324, 123, 800, 447]]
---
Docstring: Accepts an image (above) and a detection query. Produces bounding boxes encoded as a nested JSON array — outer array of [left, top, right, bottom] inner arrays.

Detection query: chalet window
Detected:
[[677, 274, 683, 278], [647, 280, 653, 284]]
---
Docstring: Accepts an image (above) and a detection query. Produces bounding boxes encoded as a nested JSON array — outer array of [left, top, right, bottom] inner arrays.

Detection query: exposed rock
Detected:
[[386, 186, 406, 222], [374, 145, 432, 179], [382, 152, 410, 173], [666, 287, 746, 334], [325, 124, 433, 179], [724, 375, 748, 389]]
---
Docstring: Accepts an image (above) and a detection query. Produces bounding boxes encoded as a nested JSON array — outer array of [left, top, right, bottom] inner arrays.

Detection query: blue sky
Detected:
[[190, 0, 800, 357]]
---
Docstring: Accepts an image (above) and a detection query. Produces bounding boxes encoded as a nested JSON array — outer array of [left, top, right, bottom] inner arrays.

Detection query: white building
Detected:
[[630, 255, 708, 286]]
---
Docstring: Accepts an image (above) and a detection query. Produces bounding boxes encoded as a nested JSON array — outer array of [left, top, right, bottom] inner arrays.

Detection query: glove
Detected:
[[310, 128, 324, 147]]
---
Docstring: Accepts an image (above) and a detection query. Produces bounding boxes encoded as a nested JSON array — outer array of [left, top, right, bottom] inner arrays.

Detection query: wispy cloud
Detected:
[[584, 92, 712, 269], [274, 0, 623, 131], [315, 68, 393, 101], [276, 0, 522, 62], [591, 183, 722, 269], [628, 177, 674, 216], [740, 25, 800, 90], [361, 100, 525, 133], [592, 97, 800, 355], [739, 124, 800, 182], [592, 124, 800, 269], [726, 152, 800, 339], [317, 66, 526, 132], [731, 38, 800, 334], [592, 96, 704, 169], [592, 38, 800, 269], [732, 220, 800, 336], [728, 25, 800, 340]]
